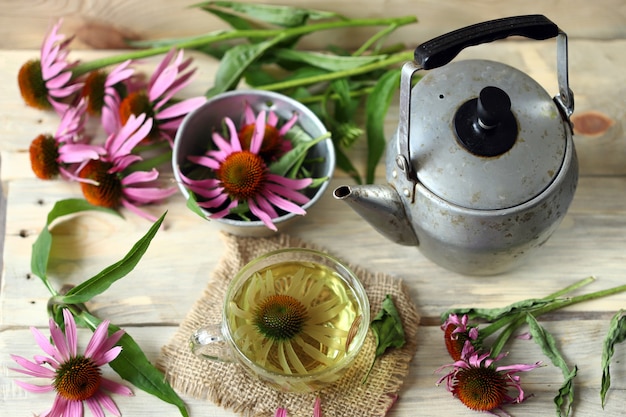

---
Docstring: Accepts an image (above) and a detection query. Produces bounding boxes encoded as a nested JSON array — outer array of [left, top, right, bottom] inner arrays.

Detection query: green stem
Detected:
[[256, 51, 412, 91], [71, 16, 417, 77], [486, 280, 626, 356], [353, 23, 398, 56], [480, 277, 597, 339]]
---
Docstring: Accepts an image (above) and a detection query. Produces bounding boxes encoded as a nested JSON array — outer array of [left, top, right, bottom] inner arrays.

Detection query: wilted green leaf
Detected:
[[195, 1, 343, 28], [59, 212, 167, 304], [80, 312, 189, 417], [526, 314, 577, 417], [600, 310, 626, 407], [273, 49, 385, 72], [364, 295, 405, 382], [31, 199, 120, 290], [365, 69, 401, 184]]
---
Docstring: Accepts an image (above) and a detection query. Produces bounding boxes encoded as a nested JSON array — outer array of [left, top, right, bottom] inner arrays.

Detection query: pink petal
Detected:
[[101, 378, 134, 397], [267, 111, 279, 127], [248, 199, 277, 231], [106, 60, 134, 86], [249, 110, 266, 154], [14, 380, 55, 393], [156, 97, 206, 120], [264, 182, 310, 205], [225, 117, 242, 152], [85, 397, 106, 417], [278, 111, 299, 136], [119, 199, 158, 221], [49, 319, 70, 362], [46, 70, 72, 89], [92, 346, 122, 367], [31, 326, 59, 359], [266, 174, 312, 190], [62, 309, 78, 358], [187, 155, 221, 170], [212, 131, 233, 155], [83, 319, 111, 359], [244, 102, 256, 124], [123, 186, 177, 203], [121, 169, 159, 185], [275, 408, 287, 417], [149, 65, 178, 102], [10, 355, 56, 378], [265, 192, 307, 215]]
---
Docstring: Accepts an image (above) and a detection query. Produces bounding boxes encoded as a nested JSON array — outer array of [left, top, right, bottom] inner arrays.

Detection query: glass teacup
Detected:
[[190, 248, 370, 392]]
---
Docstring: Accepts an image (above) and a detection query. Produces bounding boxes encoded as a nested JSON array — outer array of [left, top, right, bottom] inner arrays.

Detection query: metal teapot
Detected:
[[334, 15, 578, 275]]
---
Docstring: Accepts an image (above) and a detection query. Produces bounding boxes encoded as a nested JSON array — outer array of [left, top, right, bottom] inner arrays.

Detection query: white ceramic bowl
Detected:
[[172, 90, 335, 237]]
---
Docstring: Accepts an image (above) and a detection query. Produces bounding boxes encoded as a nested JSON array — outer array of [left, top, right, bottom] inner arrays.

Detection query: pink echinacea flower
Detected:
[[10, 309, 133, 417]]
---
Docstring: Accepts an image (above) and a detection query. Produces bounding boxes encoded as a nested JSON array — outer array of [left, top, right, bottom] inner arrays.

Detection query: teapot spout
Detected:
[[333, 184, 418, 246]]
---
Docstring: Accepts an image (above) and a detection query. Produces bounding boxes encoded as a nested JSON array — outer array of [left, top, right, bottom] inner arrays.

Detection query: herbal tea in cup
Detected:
[[190, 248, 370, 392]]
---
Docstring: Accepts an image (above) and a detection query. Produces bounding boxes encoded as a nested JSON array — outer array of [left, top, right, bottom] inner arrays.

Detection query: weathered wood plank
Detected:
[[2, 323, 625, 415], [1, 0, 624, 51]]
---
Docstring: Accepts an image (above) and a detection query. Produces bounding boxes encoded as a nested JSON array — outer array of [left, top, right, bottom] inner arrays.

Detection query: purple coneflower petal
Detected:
[[31, 326, 59, 360], [188, 155, 221, 170], [49, 319, 71, 362], [249, 110, 266, 154], [278, 112, 299, 136], [264, 192, 307, 215], [248, 199, 277, 231], [124, 186, 177, 204], [14, 380, 55, 393], [156, 97, 206, 120], [101, 378, 134, 397], [10, 355, 56, 378]]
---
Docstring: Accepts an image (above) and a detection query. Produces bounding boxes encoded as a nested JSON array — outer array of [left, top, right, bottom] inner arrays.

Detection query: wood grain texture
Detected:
[[1, 0, 625, 51], [1, 32, 626, 417]]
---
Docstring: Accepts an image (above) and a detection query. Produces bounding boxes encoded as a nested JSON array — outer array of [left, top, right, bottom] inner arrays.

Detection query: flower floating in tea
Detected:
[[228, 264, 361, 375]]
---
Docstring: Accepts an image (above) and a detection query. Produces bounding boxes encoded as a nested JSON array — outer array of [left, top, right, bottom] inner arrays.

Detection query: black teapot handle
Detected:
[[415, 15, 558, 70]]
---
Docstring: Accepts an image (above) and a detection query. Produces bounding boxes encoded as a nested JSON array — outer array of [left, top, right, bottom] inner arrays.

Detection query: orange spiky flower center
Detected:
[[238, 123, 284, 161], [54, 356, 102, 401], [119, 91, 157, 141], [453, 366, 508, 411], [29, 134, 60, 179], [217, 151, 266, 201], [18, 60, 51, 110], [444, 323, 469, 361], [254, 294, 309, 340], [78, 160, 123, 208]]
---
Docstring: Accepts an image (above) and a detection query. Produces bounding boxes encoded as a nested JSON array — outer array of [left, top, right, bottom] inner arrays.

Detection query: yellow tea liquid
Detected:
[[227, 261, 363, 376]]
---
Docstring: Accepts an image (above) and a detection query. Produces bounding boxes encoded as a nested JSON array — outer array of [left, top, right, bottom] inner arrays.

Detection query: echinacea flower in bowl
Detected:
[[172, 90, 335, 236]]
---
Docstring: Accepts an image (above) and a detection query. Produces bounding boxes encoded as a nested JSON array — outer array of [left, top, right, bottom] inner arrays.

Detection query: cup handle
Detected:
[[189, 323, 234, 362]]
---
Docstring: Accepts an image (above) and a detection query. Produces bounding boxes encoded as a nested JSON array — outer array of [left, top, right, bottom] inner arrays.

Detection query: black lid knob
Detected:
[[454, 86, 518, 157]]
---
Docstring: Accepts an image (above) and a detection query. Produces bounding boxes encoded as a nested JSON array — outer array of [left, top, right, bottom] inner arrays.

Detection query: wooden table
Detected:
[[1, 38, 625, 416]]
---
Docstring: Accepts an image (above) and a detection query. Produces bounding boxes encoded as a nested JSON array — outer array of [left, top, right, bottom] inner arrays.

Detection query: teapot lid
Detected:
[[405, 59, 569, 210]]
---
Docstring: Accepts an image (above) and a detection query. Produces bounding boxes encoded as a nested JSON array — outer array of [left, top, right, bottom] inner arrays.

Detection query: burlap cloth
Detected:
[[158, 233, 420, 417]]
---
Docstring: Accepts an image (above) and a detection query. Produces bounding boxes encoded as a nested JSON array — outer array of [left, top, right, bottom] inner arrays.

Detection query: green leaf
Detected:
[[273, 49, 385, 72], [185, 191, 210, 219], [80, 312, 189, 417], [269, 131, 330, 178], [364, 295, 405, 382], [526, 314, 577, 417], [59, 212, 167, 304], [31, 199, 120, 292], [600, 310, 626, 407], [206, 40, 280, 97], [195, 1, 343, 28], [365, 69, 401, 184]]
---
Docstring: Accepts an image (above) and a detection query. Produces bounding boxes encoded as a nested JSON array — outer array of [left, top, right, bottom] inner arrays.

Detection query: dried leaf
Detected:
[[526, 314, 577, 417], [600, 310, 626, 407]]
